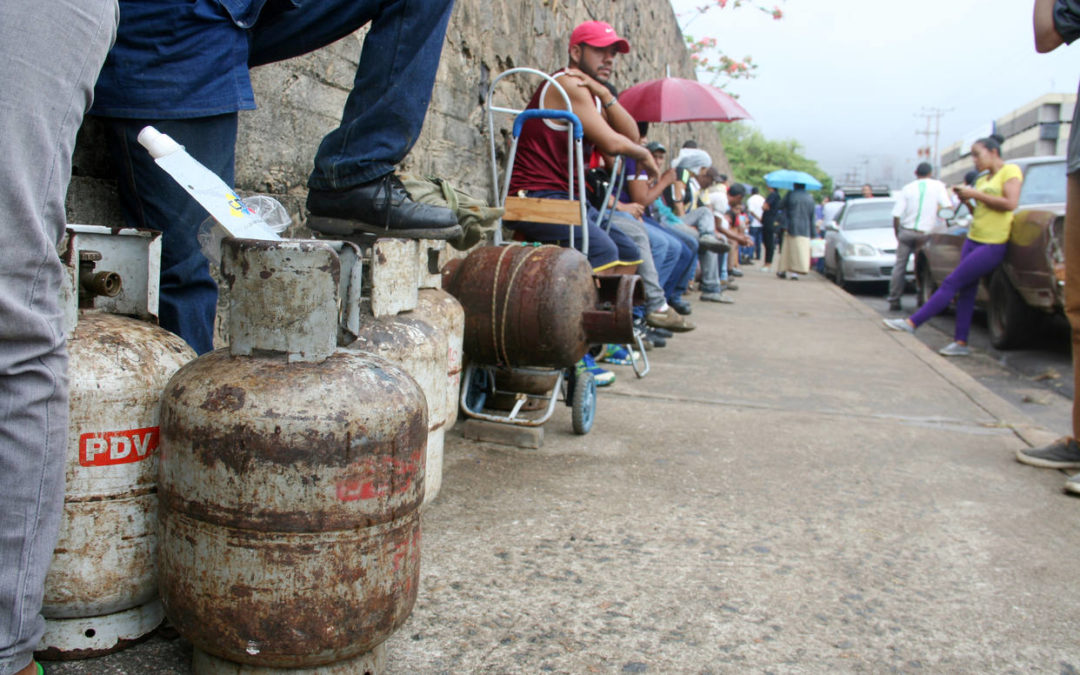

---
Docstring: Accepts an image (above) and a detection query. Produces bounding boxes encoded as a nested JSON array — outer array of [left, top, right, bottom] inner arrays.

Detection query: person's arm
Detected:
[[893, 216, 901, 237], [626, 168, 677, 206], [1035, 0, 1066, 51], [554, 71, 659, 181], [671, 181, 687, 217], [955, 172, 1022, 212], [716, 213, 752, 245]]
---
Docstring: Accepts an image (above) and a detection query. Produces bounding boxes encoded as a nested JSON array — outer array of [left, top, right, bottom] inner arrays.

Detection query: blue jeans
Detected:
[[98, 0, 456, 353], [642, 217, 692, 303], [507, 191, 641, 271], [750, 227, 762, 259], [658, 221, 700, 300]]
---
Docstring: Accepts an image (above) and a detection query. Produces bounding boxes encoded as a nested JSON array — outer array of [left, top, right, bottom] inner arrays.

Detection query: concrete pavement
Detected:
[[47, 269, 1080, 674]]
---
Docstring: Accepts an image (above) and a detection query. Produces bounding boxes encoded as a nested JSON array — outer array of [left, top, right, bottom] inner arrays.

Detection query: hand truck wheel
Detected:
[[571, 371, 597, 435]]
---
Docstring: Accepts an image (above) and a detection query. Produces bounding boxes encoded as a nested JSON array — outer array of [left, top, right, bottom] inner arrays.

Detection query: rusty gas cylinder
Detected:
[[347, 310, 448, 508], [38, 226, 196, 660], [157, 239, 426, 671], [414, 289, 464, 452], [441, 244, 640, 368]]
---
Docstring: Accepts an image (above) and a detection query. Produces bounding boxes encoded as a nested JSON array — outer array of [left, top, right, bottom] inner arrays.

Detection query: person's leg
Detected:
[[255, 0, 457, 189], [642, 218, 678, 296], [610, 214, 664, 313], [752, 227, 762, 260], [0, 1, 117, 673], [908, 239, 1006, 333], [888, 229, 916, 304], [1068, 173, 1080, 440], [763, 221, 775, 265], [101, 116, 237, 354], [662, 223, 699, 302]]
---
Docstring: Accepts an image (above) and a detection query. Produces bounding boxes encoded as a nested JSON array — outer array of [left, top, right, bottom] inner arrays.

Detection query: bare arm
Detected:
[[551, 72, 658, 181], [626, 168, 677, 206], [1034, 0, 1065, 52]]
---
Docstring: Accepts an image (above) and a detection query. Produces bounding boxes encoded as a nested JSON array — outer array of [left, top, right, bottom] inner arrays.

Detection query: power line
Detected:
[[914, 107, 953, 177]]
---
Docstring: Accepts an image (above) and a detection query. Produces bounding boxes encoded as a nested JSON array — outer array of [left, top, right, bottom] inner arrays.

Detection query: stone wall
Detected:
[[67, 0, 728, 230]]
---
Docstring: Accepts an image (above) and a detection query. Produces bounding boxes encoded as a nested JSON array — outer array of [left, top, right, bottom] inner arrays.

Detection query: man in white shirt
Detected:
[[887, 162, 952, 311], [746, 187, 766, 260]]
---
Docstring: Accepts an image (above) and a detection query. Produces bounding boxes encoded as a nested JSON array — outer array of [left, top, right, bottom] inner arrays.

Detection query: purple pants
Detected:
[[910, 237, 1007, 343]]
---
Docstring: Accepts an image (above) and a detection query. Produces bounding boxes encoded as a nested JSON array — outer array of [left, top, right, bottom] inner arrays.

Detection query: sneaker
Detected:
[[698, 234, 730, 254], [721, 280, 739, 291], [645, 329, 667, 348], [1065, 472, 1080, 496], [645, 306, 696, 332], [307, 173, 463, 240], [938, 341, 971, 357], [729, 268, 744, 278], [888, 300, 902, 312], [789, 273, 800, 280], [1015, 437, 1080, 469], [598, 344, 638, 366], [760, 266, 771, 273], [649, 326, 674, 338], [577, 353, 615, 387], [776, 271, 786, 279], [882, 318, 914, 334], [700, 291, 735, 304]]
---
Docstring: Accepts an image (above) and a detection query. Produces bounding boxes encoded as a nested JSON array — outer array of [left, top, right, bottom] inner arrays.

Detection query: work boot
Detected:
[[307, 173, 463, 240]]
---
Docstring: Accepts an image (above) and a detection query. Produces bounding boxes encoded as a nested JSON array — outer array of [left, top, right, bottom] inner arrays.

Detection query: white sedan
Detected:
[[823, 197, 913, 290]]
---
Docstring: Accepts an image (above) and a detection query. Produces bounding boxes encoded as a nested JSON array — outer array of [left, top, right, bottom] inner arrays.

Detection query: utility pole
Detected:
[[914, 107, 953, 176]]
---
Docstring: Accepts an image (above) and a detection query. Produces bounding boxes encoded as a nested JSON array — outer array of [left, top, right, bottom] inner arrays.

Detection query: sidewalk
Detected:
[[49, 270, 1080, 674]]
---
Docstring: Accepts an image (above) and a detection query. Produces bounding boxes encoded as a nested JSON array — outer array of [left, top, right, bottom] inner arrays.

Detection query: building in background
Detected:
[[940, 92, 1076, 186]]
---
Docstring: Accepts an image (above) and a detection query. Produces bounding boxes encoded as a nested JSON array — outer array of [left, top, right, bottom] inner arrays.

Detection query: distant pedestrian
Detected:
[[1015, 0, 1080, 492], [883, 136, 1022, 356], [746, 186, 765, 260], [761, 186, 781, 272], [887, 162, 952, 311], [861, 183, 874, 199], [776, 183, 815, 279]]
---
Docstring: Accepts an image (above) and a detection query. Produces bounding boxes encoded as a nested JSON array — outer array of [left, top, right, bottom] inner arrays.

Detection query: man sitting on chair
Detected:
[[505, 20, 660, 273]]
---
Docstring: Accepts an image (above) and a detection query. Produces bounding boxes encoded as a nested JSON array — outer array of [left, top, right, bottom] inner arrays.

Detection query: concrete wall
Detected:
[[66, 0, 729, 231]]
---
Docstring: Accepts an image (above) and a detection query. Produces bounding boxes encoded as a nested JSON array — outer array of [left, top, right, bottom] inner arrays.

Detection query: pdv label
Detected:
[[79, 427, 159, 467]]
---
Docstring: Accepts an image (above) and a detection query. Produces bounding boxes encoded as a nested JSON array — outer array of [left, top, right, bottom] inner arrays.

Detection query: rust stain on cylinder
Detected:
[[158, 348, 426, 668]]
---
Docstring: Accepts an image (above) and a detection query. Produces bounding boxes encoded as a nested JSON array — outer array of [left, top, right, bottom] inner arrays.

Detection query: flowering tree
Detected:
[[678, 1, 785, 87]]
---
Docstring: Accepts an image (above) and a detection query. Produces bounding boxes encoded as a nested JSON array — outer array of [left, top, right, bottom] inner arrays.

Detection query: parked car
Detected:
[[914, 155, 1067, 349], [823, 197, 912, 289]]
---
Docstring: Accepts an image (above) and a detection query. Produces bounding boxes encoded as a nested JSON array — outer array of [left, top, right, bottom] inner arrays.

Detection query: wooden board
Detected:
[[503, 196, 582, 226]]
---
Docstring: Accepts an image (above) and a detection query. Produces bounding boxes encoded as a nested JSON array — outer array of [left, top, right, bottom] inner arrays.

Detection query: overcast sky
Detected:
[[667, 0, 1078, 187]]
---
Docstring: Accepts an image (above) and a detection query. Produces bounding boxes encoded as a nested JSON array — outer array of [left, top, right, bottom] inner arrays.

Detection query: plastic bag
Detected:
[[198, 195, 292, 265]]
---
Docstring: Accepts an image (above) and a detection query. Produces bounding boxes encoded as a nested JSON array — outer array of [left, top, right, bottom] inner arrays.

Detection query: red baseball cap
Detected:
[[569, 21, 630, 54]]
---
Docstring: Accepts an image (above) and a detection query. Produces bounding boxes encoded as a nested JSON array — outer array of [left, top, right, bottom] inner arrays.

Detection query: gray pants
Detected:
[[610, 212, 666, 313], [0, 1, 117, 672], [682, 207, 722, 293], [889, 228, 925, 303]]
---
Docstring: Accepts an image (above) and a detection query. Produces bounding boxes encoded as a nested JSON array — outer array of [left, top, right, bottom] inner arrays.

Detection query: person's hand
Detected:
[[953, 185, 972, 201], [638, 152, 661, 183], [616, 201, 645, 218], [563, 68, 609, 100]]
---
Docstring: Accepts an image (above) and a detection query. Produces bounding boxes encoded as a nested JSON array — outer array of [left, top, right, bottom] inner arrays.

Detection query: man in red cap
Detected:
[[506, 20, 661, 272]]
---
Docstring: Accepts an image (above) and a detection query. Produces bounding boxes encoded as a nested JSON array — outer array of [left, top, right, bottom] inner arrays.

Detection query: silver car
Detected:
[[823, 197, 913, 289]]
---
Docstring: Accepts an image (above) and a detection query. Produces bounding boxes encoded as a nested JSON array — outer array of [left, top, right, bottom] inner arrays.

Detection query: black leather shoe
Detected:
[[307, 173, 463, 240], [669, 298, 692, 316]]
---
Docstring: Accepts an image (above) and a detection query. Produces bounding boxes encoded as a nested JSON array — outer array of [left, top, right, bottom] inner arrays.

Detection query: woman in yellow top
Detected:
[[884, 135, 1022, 356]]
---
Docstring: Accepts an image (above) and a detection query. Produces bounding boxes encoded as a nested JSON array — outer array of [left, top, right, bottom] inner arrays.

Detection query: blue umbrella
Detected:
[[764, 169, 822, 191]]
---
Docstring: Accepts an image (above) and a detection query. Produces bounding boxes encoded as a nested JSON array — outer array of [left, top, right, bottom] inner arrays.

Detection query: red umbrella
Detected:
[[617, 77, 751, 123]]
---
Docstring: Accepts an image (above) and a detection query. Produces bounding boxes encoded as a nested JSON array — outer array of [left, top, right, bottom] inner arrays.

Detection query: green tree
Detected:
[[715, 122, 833, 196]]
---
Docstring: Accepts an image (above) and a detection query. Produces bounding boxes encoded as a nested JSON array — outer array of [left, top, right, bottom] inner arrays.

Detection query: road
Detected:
[[841, 277, 1074, 437]]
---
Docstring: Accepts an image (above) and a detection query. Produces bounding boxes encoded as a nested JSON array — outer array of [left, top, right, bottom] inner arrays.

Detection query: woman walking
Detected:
[[883, 136, 1022, 356]]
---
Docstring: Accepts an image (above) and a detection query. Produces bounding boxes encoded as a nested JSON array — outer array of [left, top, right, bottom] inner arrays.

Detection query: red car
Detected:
[[914, 156, 1067, 349]]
